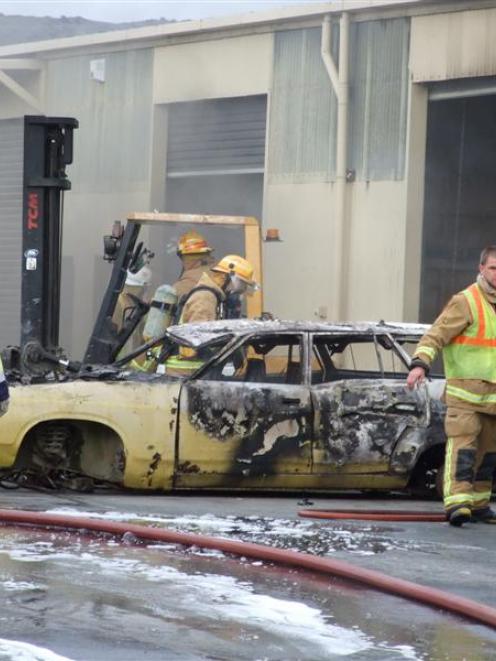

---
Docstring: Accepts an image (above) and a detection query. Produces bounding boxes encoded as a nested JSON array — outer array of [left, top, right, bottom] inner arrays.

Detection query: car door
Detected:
[[174, 332, 313, 488], [310, 333, 430, 476]]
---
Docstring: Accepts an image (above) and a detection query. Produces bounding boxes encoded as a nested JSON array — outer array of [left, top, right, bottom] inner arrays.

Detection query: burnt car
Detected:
[[0, 320, 446, 495]]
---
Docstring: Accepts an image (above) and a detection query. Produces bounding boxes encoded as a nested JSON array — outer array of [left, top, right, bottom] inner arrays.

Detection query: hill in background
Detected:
[[0, 13, 173, 46]]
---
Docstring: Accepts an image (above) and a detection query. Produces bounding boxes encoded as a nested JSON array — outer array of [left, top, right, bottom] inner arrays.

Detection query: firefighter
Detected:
[[164, 254, 258, 377], [141, 230, 214, 340], [131, 230, 214, 371], [173, 230, 215, 301], [0, 356, 9, 416], [407, 245, 496, 526], [113, 262, 152, 354]]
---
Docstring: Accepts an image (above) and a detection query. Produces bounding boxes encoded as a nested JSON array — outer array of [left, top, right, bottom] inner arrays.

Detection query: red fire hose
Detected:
[[0, 508, 494, 629], [298, 509, 446, 522]]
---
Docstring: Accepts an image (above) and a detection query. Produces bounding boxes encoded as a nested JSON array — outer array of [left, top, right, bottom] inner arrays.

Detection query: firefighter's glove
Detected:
[[409, 357, 430, 375]]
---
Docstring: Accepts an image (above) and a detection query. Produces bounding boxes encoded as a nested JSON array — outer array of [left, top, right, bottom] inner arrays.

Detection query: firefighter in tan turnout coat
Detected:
[[164, 254, 258, 377], [407, 246, 496, 526], [172, 230, 215, 300]]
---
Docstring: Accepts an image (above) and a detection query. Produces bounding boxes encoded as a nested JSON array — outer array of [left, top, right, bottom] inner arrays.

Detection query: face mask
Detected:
[[227, 274, 248, 295]]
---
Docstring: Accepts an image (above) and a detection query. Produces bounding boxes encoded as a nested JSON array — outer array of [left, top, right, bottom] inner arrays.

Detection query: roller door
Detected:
[[0, 118, 23, 347], [167, 95, 267, 177]]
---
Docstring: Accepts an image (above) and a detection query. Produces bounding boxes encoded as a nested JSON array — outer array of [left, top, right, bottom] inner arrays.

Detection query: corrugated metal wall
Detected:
[[0, 118, 23, 347], [269, 18, 410, 182], [167, 96, 266, 176], [269, 27, 338, 183], [41, 49, 154, 357], [411, 9, 496, 83], [349, 18, 409, 181], [45, 49, 154, 192]]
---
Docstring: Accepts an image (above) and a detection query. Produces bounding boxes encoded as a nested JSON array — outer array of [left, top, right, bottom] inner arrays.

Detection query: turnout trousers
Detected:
[[443, 407, 496, 513]]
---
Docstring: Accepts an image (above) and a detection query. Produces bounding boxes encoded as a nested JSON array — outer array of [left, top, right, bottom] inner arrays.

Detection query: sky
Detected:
[[0, 1, 327, 23]]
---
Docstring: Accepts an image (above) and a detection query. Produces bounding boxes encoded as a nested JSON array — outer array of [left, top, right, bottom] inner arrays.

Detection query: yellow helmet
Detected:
[[212, 254, 257, 287], [177, 230, 212, 255]]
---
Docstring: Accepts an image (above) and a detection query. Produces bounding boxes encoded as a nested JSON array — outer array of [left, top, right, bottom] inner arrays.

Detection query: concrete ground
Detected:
[[1, 490, 493, 607], [0, 490, 494, 660]]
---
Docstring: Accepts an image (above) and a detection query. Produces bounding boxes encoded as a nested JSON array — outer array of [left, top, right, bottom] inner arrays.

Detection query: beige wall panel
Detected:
[[45, 51, 154, 194], [0, 70, 43, 119], [411, 9, 496, 82], [0, 100, 29, 120], [40, 50, 154, 357], [263, 183, 336, 322], [402, 82, 428, 322], [60, 190, 150, 358], [346, 181, 407, 322], [264, 181, 408, 324], [153, 33, 273, 103], [0, 101, 40, 120]]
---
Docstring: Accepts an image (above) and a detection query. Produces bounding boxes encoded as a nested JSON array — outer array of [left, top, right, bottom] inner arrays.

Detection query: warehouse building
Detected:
[[0, 0, 495, 357]]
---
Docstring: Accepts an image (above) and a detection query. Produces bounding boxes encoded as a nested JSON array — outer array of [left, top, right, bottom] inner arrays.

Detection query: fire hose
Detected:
[[0, 508, 495, 629], [298, 509, 446, 522]]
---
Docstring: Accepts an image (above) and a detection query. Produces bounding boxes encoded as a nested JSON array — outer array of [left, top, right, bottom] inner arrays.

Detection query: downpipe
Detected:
[[0, 508, 495, 630], [321, 13, 350, 321]]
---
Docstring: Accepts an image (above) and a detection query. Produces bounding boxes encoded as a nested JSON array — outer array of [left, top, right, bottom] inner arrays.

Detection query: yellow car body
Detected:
[[0, 320, 446, 495]]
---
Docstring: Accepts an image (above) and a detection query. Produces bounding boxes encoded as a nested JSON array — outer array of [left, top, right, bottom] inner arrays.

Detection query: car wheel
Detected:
[[409, 460, 443, 500]]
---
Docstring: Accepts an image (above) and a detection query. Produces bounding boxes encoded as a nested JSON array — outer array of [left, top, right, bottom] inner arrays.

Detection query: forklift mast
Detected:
[[21, 116, 78, 353], [84, 213, 264, 366], [83, 220, 143, 365]]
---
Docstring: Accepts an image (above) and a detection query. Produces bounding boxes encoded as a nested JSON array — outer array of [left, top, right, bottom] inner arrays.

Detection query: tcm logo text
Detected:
[[27, 192, 39, 230]]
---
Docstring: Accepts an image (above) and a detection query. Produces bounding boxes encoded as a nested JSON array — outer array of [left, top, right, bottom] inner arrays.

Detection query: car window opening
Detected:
[[199, 334, 303, 385], [373, 334, 385, 377], [311, 335, 415, 384]]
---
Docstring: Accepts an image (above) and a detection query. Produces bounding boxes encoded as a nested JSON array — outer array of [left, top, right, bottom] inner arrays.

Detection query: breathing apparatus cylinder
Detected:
[[143, 284, 178, 341]]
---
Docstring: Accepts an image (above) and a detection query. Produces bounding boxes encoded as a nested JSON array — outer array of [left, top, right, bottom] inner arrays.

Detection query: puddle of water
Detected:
[[0, 527, 494, 661]]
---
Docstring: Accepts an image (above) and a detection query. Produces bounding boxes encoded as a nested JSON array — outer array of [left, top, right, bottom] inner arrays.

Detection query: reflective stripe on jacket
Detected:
[[164, 272, 226, 375], [413, 283, 496, 411], [164, 355, 205, 373], [443, 284, 496, 382]]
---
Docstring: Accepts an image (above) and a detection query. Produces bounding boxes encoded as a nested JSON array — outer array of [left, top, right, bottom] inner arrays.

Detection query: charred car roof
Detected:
[[166, 319, 429, 349]]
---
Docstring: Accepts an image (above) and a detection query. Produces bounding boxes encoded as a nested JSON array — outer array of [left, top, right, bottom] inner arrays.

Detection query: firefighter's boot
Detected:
[[447, 506, 472, 527], [471, 507, 496, 523]]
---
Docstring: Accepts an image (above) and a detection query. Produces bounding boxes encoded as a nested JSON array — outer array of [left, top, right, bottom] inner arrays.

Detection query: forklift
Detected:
[[84, 211, 264, 367], [3, 116, 264, 377], [2, 115, 80, 376]]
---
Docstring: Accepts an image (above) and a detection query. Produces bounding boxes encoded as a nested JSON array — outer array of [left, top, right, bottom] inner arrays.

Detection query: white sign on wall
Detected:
[[89, 59, 106, 83]]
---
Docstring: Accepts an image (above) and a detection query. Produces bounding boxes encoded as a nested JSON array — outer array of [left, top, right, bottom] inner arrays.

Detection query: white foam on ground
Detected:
[[0, 639, 73, 661], [46, 508, 483, 555], [1, 580, 40, 592], [0, 535, 420, 659], [43, 508, 403, 554]]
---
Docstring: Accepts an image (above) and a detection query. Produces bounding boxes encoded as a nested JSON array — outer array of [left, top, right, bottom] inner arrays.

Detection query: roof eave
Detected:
[[0, 0, 427, 57]]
